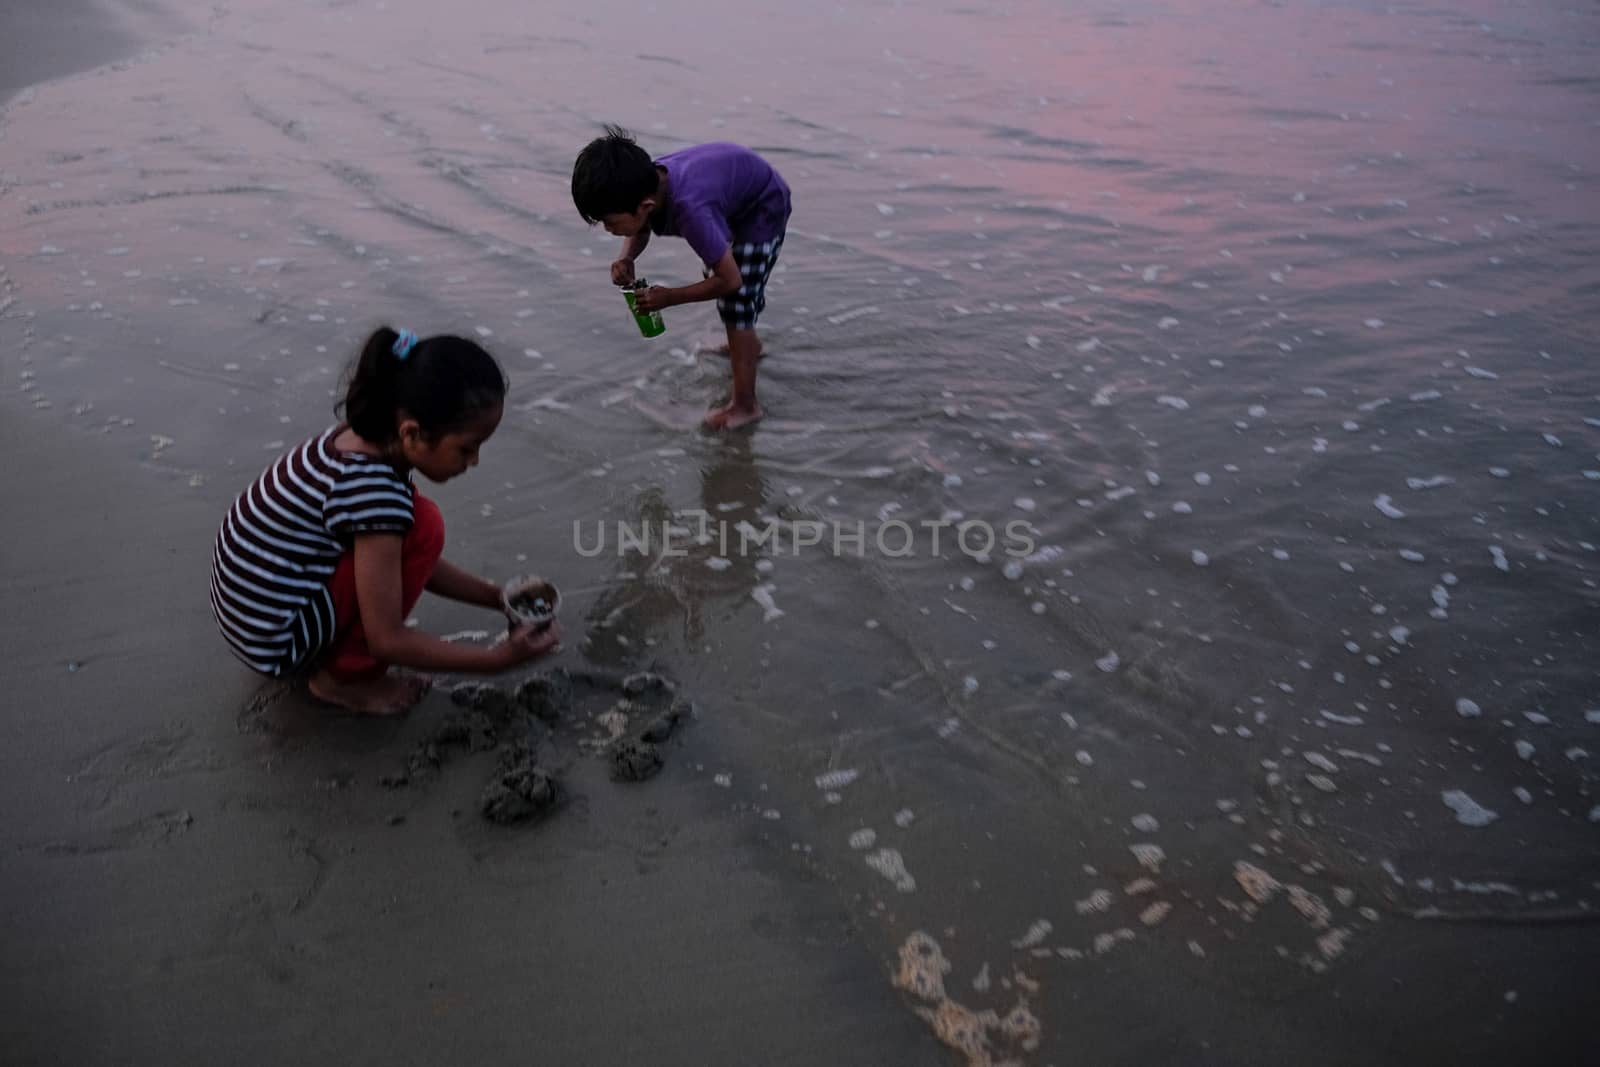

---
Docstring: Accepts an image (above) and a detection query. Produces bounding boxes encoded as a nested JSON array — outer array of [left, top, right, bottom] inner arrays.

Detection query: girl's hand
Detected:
[[611, 258, 637, 286], [501, 619, 562, 667], [632, 285, 671, 314]]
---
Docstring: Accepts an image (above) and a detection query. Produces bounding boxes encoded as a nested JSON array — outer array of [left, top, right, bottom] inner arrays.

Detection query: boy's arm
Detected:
[[612, 232, 652, 285], [620, 230, 651, 261], [636, 249, 741, 312]]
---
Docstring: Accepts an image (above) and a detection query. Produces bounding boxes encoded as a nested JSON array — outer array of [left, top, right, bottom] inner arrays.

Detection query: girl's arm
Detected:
[[426, 558, 502, 609], [353, 536, 551, 672]]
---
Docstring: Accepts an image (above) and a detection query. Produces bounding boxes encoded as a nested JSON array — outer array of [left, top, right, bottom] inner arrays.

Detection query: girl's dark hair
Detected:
[[340, 327, 507, 444], [572, 124, 660, 224]]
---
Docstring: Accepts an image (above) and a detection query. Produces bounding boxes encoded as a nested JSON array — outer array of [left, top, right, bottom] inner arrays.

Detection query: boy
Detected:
[[572, 126, 791, 430]]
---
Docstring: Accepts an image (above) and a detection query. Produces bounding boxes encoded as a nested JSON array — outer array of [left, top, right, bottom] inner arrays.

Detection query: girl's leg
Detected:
[[308, 494, 445, 714]]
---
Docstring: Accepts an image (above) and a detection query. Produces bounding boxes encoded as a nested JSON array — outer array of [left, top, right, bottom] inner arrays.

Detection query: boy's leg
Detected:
[[308, 494, 445, 713], [704, 235, 781, 430], [705, 326, 763, 430]]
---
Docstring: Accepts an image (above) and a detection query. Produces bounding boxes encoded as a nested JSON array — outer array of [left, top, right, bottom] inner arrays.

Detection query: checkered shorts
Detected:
[[714, 235, 784, 330]]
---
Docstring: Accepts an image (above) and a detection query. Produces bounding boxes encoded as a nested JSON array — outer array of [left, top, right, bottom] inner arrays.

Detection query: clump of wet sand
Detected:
[[377, 666, 694, 822], [480, 739, 560, 823]]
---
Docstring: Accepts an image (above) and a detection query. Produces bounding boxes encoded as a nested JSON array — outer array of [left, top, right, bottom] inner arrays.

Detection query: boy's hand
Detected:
[[501, 620, 562, 667], [631, 286, 671, 314], [611, 258, 636, 286]]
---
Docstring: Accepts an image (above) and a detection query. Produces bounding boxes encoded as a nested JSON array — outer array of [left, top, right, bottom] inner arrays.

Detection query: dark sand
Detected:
[[0, 402, 934, 1063], [0, 0, 167, 104]]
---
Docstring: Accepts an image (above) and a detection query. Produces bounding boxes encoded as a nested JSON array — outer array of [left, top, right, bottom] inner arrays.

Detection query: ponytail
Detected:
[[339, 326, 507, 444]]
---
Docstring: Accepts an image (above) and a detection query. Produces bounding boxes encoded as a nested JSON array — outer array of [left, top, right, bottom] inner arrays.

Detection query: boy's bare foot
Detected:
[[307, 669, 423, 716], [702, 402, 764, 431]]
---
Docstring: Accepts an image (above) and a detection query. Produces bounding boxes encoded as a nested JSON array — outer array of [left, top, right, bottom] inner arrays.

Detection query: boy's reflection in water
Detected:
[[581, 436, 770, 666]]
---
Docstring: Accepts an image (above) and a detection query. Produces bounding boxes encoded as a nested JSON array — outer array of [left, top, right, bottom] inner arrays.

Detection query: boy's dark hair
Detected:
[[571, 124, 660, 224], [340, 327, 507, 444]]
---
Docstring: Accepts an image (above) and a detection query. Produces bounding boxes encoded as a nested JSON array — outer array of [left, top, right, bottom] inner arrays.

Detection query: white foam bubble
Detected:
[[815, 769, 860, 791], [1130, 844, 1166, 872], [1076, 890, 1113, 914], [1441, 790, 1497, 827], [1374, 495, 1406, 519], [751, 584, 785, 621], [1012, 919, 1053, 949], [865, 848, 917, 892]]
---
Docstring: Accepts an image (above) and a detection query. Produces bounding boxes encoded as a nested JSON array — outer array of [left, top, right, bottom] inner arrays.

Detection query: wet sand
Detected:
[[0, 399, 933, 1063]]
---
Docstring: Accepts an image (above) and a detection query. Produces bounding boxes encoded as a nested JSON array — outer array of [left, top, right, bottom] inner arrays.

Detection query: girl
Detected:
[[209, 326, 559, 715]]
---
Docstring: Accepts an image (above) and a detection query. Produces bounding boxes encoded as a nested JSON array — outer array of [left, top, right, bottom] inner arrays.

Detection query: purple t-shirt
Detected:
[[650, 143, 791, 267]]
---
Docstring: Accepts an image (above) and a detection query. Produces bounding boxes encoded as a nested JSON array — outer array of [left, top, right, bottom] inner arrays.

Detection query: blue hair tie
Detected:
[[392, 328, 419, 361]]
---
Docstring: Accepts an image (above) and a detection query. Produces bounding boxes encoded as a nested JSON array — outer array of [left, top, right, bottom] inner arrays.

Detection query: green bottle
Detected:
[[622, 279, 666, 338]]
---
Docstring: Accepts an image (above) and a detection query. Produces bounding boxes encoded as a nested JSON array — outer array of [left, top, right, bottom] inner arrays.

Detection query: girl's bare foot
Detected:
[[702, 401, 764, 431], [307, 669, 423, 716], [399, 672, 434, 701]]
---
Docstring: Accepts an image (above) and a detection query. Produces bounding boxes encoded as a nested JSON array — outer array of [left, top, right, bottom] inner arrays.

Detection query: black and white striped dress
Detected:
[[209, 426, 415, 676]]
